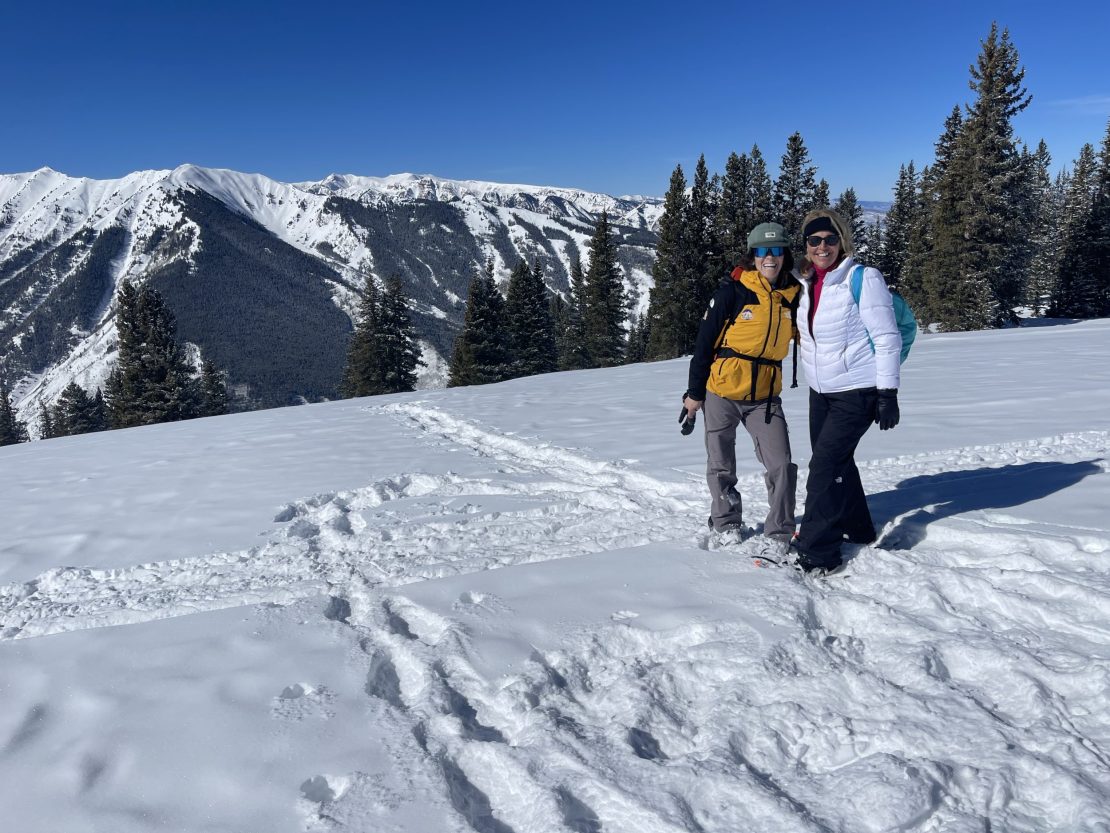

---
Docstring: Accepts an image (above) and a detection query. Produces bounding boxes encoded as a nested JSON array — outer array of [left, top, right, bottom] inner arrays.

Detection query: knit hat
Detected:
[[746, 222, 790, 250]]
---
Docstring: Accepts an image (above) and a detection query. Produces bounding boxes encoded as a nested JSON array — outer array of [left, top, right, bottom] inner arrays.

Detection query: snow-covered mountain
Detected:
[[0, 166, 663, 419]]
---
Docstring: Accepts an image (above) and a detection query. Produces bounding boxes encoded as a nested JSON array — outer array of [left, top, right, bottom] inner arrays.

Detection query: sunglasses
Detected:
[[805, 234, 840, 248], [754, 246, 785, 258]]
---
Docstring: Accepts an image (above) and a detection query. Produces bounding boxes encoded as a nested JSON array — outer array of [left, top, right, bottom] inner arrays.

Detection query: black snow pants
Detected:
[[796, 387, 878, 567]]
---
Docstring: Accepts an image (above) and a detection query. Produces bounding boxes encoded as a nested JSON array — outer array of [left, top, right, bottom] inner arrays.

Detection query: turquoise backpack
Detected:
[[849, 265, 917, 363]]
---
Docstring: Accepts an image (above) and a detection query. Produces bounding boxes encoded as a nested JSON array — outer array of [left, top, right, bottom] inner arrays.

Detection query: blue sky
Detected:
[[4, 0, 1108, 201]]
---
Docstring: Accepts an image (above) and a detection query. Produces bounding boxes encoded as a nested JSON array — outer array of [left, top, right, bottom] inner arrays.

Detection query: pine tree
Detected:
[[582, 211, 627, 367], [624, 312, 650, 364], [376, 275, 423, 393], [924, 23, 1032, 329], [685, 156, 717, 335], [105, 280, 195, 428], [876, 163, 920, 292], [646, 165, 691, 360], [448, 260, 509, 386], [0, 381, 29, 446], [749, 144, 774, 224], [39, 402, 58, 440], [342, 274, 384, 397], [54, 382, 106, 436], [909, 107, 962, 325], [1022, 141, 1059, 315], [814, 179, 831, 211], [504, 260, 557, 378], [774, 132, 819, 248], [1050, 145, 1098, 317], [557, 257, 592, 371], [1080, 119, 1110, 316], [833, 187, 866, 254], [717, 152, 752, 270], [198, 360, 229, 417]]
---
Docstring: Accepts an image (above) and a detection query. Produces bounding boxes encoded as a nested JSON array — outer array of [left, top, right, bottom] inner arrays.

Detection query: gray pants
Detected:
[[703, 392, 797, 537]]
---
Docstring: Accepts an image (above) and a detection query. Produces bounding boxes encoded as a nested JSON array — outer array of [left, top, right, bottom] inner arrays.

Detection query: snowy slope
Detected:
[[1, 320, 1109, 832]]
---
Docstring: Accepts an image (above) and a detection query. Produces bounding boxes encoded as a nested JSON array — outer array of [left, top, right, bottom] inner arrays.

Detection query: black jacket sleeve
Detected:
[[686, 281, 736, 400]]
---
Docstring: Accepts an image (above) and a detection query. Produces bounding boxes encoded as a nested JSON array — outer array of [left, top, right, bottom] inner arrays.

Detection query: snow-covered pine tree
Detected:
[[1022, 141, 1059, 316], [448, 260, 509, 387], [624, 312, 650, 364], [0, 381, 29, 446], [376, 275, 423, 393], [773, 132, 819, 249], [1080, 119, 1110, 316], [646, 165, 691, 360], [504, 260, 557, 379], [582, 211, 627, 368]]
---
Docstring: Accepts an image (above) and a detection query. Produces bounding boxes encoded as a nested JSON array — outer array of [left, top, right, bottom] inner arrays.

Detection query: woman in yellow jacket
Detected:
[[683, 222, 800, 550]]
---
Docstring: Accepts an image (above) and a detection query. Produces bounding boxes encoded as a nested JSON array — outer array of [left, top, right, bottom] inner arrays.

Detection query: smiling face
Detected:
[[806, 232, 841, 272], [753, 249, 784, 281]]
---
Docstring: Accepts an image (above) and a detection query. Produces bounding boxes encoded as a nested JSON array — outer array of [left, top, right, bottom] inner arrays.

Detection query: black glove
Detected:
[[679, 393, 697, 435], [875, 389, 900, 430]]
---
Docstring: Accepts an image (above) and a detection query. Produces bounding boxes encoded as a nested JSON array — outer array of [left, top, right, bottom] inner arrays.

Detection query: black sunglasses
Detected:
[[805, 234, 840, 248], [753, 246, 784, 258]]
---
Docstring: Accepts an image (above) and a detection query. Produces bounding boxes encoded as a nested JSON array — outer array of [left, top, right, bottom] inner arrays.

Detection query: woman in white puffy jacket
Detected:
[[791, 209, 901, 573]]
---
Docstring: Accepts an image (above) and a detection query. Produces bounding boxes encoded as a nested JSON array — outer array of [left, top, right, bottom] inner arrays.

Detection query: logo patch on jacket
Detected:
[[741, 309, 753, 320]]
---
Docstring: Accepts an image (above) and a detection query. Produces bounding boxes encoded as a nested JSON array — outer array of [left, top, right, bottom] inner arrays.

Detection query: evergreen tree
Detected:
[[1080, 119, 1110, 316], [448, 260, 509, 386], [684, 156, 717, 334], [1022, 141, 1059, 315], [773, 132, 819, 248], [717, 151, 752, 270], [0, 381, 29, 446], [814, 179, 831, 211], [876, 163, 920, 292], [908, 107, 963, 323], [105, 280, 195, 428], [624, 312, 650, 364], [54, 382, 106, 436], [39, 402, 58, 440], [749, 144, 774, 223], [924, 23, 1032, 329], [582, 211, 627, 367], [342, 274, 384, 397], [646, 165, 691, 360], [504, 260, 557, 378], [1054, 129, 1110, 317], [376, 275, 423, 393], [833, 187, 866, 254], [198, 359, 229, 417], [557, 257, 592, 371]]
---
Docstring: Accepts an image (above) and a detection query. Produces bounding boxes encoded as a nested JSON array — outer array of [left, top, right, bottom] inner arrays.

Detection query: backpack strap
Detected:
[[848, 264, 876, 354]]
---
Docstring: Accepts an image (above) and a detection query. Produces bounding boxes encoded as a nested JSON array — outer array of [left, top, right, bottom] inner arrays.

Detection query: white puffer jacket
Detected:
[[796, 257, 901, 393]]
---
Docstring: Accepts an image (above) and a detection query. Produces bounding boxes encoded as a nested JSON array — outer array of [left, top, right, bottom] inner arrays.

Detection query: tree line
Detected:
[[447, 209, 630, 386], [645, 21, 1110, 358]]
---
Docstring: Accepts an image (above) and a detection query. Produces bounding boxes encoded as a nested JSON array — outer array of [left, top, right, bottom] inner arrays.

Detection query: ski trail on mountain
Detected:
[[1, 416, 1107, 643]]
